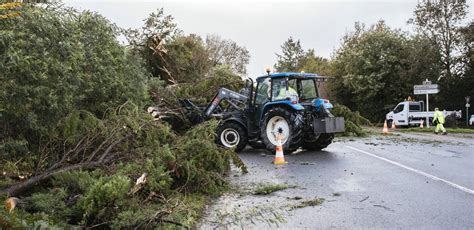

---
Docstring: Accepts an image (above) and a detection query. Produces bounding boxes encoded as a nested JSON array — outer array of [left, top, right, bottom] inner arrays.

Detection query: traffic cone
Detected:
[[420, 121, 424, 128], [273, 134, 287, 165], [383, 120, 389, 135], [391, 120, 396, 129]]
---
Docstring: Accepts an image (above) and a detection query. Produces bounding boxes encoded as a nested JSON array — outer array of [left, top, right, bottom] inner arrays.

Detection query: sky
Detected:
[[63, 0, 473, 78]]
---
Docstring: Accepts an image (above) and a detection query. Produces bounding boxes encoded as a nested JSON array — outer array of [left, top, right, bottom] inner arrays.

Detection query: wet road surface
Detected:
[[199, 132, 474, 229]]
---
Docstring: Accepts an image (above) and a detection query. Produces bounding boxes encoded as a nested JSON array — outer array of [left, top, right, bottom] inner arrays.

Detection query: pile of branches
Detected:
[[0, 102, 246, 228], [146, 65, 245, 131], [331, 104, 372, 136]]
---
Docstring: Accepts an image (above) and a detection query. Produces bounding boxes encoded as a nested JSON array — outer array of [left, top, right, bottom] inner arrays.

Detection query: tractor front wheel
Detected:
[[216, 122, 247, 152], [260, 107, 303, 153]]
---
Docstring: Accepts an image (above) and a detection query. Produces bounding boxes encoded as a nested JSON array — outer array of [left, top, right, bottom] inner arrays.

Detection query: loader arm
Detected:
[[204, 88, 248, 118]]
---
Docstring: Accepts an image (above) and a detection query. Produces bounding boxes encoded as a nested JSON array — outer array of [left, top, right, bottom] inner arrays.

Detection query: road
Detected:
[[199, 131, 474, 229]]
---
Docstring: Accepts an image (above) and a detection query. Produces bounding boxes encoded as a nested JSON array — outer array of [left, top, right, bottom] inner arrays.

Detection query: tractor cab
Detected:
[[254, 72, 321, 104], [240, 72, 343, 152], [252, 72, 327, 125]]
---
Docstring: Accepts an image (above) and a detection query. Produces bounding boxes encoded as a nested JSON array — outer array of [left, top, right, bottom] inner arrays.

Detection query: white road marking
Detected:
[[346, 146, 474, 195]]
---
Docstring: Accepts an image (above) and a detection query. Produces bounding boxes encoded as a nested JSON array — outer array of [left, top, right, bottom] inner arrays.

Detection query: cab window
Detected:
[[409, 104, 421, 112], [393, 104, 404, 113], [254, 78, 271, 105], [300, 79, 317, 100], [271, 78, 287, 101]]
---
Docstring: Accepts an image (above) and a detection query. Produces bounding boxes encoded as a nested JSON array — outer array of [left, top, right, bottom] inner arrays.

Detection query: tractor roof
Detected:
[[256, 72, 319, 80]]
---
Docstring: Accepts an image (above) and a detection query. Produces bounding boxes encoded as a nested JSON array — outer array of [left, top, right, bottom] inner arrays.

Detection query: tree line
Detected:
[[274, 0, 473, 122]]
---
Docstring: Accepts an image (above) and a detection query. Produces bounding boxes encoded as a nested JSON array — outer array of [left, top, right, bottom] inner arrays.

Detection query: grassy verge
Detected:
[[397, 127, 474, 134]]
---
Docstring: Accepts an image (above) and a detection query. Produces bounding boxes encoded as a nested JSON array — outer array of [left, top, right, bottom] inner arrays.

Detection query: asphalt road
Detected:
[[199, 131, 474, 229]]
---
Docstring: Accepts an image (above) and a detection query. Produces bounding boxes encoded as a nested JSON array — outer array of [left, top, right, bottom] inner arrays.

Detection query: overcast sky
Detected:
[[63, 0, 473, 78]]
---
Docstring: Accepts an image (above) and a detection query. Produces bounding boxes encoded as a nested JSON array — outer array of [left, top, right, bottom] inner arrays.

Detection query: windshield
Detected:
[[393, 104, 404, 113]]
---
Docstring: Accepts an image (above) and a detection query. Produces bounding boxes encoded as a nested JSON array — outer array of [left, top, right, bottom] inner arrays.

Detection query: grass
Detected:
[[288, 197, 325, 210], [253, 183, 295, 195], [398, 127, 474, 134]]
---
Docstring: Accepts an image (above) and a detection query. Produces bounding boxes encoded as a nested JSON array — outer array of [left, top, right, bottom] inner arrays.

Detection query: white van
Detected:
[[385, 101, 461, 127]]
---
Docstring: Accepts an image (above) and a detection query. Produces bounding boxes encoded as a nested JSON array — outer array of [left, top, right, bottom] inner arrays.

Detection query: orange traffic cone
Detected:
[[273, 134, 287, 165], [383, 120, 389, 135], [420, 121, 424, 128], [391, 120, 396, 129]]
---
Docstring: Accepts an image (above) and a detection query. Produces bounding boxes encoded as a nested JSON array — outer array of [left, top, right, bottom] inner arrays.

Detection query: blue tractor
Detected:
[[178, 72, 345, 152]]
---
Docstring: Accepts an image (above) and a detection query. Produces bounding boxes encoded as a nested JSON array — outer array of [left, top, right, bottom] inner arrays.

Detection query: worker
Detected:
[[433, 107, 447, 135], [274, 82, 298, 100]]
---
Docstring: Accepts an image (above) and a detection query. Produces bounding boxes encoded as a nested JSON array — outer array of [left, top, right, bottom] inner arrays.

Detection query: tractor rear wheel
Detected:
[[260, 107, 303, 153], [302, 133, 334, 151], [216, 122, 247, 152]]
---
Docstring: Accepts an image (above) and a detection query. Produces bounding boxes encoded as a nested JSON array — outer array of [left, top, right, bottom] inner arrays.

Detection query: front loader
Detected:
[[150, 72, 345, 152]]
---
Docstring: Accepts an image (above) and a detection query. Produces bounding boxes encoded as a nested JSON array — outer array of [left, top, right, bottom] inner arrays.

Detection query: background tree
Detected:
[[205, 34, 250, 76], [409, 0, 469, 78], [274, 36, 305, 72], [125, 8, 182, 84], [436, 21, 474, 112], [126, 10, 250, 84], [330, 21, 412, 121]]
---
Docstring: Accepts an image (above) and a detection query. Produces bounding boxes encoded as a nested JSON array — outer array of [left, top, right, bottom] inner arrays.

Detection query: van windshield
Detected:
[[394, 104, 404, 113]]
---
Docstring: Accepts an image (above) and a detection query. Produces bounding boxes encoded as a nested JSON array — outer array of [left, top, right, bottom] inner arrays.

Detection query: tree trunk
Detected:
[[1, 162, 103, 197]]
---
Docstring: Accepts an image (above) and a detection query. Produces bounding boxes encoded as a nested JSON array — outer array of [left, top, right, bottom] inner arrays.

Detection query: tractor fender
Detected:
[[222, 117, 247, 132], [259, 101, 304, 122]]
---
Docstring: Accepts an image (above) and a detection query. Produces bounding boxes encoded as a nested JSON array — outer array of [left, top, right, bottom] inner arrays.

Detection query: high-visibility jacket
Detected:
[[277, 87, 297, 99], [433, 110, 445, 124]]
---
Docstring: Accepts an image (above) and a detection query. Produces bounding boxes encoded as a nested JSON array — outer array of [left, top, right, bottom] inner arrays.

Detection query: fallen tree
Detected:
[[1, 102, 247, 228]]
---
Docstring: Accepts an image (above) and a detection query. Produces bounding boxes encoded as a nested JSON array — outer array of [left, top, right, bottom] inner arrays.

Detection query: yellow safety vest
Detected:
[[277, 87, 297, 99], [433, 110, 445, 124]]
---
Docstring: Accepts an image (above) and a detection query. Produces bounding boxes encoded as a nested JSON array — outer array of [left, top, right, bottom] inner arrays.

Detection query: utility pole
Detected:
[[466, 96, 471, 127], [426, 93, 429, 128]]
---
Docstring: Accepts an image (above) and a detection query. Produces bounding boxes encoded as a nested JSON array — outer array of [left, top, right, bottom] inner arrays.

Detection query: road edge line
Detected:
[[346, 145, 474, 195]]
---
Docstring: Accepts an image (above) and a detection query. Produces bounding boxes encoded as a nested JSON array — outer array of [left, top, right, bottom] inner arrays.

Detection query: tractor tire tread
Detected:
[[260, 107, 303, 153], [216, 121, 248, 152]]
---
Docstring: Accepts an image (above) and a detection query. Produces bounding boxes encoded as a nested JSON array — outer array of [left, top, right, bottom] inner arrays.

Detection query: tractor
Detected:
[[163, 72, 345, 152]]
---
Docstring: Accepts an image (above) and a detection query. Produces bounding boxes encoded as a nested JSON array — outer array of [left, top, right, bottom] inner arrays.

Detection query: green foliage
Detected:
[[52, 170, 101, 194], [62, 110, 102, 144], [0, 3, 148, 163], [331, 104, 371, 136], [126, 9, 248, 86], [288, 197, 325, 210], [410, 0, 468, 78], [253, 183, 290, 195], [165, 34, 212, 83], [78, 175, 131, 222], [174, 120, 232, 194], [24, 188, 68, 218], [274, 37, 305, 72], [298, 49, 332, 76], [330, 21, 413, 121]]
